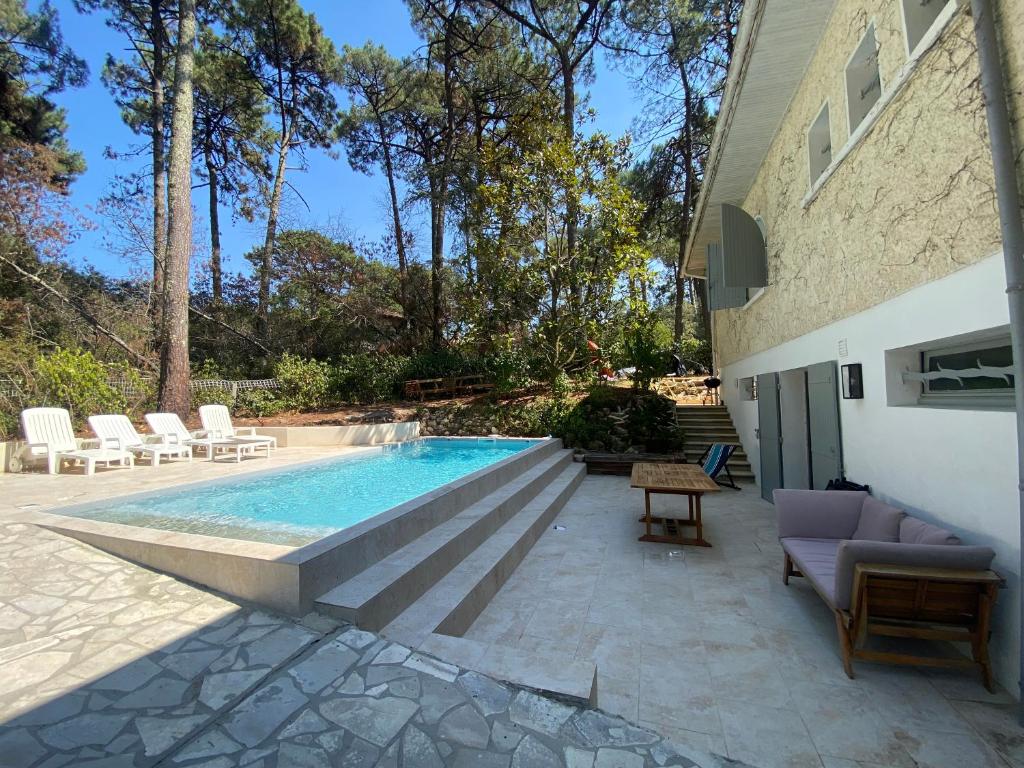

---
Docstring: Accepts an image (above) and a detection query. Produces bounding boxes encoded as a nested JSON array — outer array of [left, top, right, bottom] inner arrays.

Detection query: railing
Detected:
[[0, 376, 280, 401]]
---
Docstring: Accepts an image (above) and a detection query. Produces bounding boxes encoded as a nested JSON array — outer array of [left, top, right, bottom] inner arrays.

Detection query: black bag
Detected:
[[825, 477, 871, 493]]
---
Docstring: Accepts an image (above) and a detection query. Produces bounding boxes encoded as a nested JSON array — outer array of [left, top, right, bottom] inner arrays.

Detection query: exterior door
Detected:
[[807, 360, 843, 489], [756, 372, 783, 503]]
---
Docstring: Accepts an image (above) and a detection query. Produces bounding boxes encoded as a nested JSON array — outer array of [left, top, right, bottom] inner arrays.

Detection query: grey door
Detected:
[[756, 372, 783, 503], [807, 360, 843, 489]]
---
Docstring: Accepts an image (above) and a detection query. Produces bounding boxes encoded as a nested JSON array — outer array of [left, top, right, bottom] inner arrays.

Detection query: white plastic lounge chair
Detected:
[[21, 407, 134, 475], [144, 412, 255, 463], [88, 414, 192, 467], [198, 404, 276, 455]]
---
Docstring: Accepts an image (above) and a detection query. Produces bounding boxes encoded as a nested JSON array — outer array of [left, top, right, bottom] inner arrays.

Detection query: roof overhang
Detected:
[[683, 0, 838, 278]]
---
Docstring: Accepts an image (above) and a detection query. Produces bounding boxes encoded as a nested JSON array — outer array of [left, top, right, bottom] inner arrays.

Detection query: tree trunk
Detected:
[[157, 0, 196, 419], [430, 180, 445, 347], [205, 144, 222, 304], [150, 0, 167, 335], [257, 125, 291, 340], [560, 56, 582, 343], [379, 123, 408, 323]]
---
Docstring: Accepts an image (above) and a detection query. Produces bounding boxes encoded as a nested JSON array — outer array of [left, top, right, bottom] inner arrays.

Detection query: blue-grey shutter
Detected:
[[707, 243, 747, 310], [721, 204, 768, 288], [756, 372, 782, 502], [807, 360, 842, 489]]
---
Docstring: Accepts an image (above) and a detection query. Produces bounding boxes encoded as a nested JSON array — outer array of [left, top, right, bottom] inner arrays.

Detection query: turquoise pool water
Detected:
[[58, 438, 539, 545]]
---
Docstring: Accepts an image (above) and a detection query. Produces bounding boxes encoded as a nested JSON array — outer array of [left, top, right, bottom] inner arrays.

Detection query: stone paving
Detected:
[[0, 518, 744, 768]]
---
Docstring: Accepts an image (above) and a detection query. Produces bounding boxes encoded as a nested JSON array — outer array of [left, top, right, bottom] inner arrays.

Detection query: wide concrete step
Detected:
[[382, 464, 588, 699], [315, 450, 573, 630], [675, 415, 736, 425]]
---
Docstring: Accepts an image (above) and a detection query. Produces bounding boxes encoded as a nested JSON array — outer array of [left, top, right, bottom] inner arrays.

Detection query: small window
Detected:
[[919, 337, 1015, 407], [808, 103, 832, 185], [902, 0, 952, 56], [846, 25, 882, 135], [739, 376, 757, 401]]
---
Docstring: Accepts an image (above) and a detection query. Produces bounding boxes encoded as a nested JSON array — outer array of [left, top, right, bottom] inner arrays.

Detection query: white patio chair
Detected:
[[144, 412, 255, 463], [20, 407, 133, 475], [88, 414, 192, 467], [198, 404, 276, 456]]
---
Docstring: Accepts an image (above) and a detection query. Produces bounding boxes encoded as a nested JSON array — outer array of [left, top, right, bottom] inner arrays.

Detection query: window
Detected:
[[845, 25, 882, 135], [738, 376, 757, 401], [919, 338, 1014, 405], [808, 103, 832, 185], [902, 0, 953, 57]]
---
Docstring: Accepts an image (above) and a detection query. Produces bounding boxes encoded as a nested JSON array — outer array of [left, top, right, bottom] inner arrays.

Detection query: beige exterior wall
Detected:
[[714, 0, 1024, 367]]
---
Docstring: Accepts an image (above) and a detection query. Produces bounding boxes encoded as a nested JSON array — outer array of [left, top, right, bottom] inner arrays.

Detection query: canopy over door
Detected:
[[756, 372, 783, 503], [807, 360, 843, 489], [721, 204, 768, 288]]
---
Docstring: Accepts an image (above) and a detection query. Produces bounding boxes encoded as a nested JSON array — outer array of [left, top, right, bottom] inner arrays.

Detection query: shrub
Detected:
[[235, 388, 286, 418], [274, 353, 330, 411], [677, 336, 712, 374], [624, 321, 665, 392], [33, 348, 127, 427], [329, 353, 408, 404], [482, 347, 532, 395], [191, 359, 235, 410]]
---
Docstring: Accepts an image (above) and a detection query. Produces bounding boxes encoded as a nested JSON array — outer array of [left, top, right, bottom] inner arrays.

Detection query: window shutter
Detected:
[[721, 203, 768, 288], [707, 243, 747, 310]]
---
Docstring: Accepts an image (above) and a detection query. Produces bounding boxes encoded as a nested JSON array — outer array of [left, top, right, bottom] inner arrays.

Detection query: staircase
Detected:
[[313, 443, 594, 704], [676, 405, 755, 483]]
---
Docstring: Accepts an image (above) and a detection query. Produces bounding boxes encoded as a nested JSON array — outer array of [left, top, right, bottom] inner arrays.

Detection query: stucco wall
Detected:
[[714, 0, 1024, 367]]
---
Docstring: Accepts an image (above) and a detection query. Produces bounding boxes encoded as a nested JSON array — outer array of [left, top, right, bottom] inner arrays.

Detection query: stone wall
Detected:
[[714, 0, 1024, 367]]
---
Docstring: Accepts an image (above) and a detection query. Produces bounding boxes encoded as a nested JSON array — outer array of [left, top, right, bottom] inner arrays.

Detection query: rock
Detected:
[[222, 677, 309, 747], [594, 748, 645, 768], [336, 673, 364, 695], [566, 747, 596, 768], [438, 704, 490, 748], [419, 676, 467, 725], [277, 742, 330, 768], [161, 649, 222, 681], [337, 628, 377, 650], [490, 721, 524, 752], [114, 677, 190, 710], [244, 625, 316, 668], [403, 652, 458, 682], [199, 670, 268, 709], [401, 726, 443, 768], [288, 641, 359, 694], [339, 738, 378, 768], [0, 729, 46, 768], [571, 710, 659, 748], [508, 691, 575, 737], [280, 710, 330, 739], [319, 695, 418, 748], [511, 736, 560, 768], [39, 713, 132, 750], [388, 676, 420, 699], [371, 643, 411, 665], [458, 671, 512, 717], [135, 715, 208, 757], [170, 729, 241, 762], [451, 749, 511, 768]]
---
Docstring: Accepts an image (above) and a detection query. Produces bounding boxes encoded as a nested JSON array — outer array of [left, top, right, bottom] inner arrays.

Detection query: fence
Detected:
[[0, 376, 280, 401]]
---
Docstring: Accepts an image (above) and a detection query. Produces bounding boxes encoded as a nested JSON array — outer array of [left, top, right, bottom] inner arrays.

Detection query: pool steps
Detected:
[[313, 447, 594, 705], [313, 449, 573, 630]]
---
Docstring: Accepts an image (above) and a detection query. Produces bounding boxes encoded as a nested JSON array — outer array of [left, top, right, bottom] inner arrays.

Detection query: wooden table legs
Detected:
[[638, 490, 711, 547]]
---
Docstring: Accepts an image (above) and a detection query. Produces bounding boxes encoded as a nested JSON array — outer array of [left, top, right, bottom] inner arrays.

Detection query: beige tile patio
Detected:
[[719, 699, 823, 768]]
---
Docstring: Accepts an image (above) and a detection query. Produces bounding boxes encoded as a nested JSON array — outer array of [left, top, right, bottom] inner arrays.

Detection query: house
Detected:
[[683, 0, 1024, 694]]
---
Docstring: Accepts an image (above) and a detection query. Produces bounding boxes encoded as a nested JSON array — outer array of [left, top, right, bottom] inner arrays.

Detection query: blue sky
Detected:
[[50, 0, 644, 280]]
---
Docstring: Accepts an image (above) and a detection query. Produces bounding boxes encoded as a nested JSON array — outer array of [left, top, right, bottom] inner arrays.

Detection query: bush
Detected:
[[624, 322, 665, 392], [329, 353, 408, 404], [191, 359, 235, 410], [677, 336, 712, 374], [482, 347, 532, 395], [274, 353, 330, 411], [235, 388, 286, 418], [33, 348, 127, 427]]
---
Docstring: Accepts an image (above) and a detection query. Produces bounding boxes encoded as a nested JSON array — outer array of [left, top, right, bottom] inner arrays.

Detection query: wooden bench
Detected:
[[404, 375, 495, 401]]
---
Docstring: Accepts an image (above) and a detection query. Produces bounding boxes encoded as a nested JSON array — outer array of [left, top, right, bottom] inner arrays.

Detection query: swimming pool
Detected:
[[55, 438, 540, 545]]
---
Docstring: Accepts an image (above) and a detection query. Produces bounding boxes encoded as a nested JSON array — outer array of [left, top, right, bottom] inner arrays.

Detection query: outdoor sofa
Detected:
[[775, 489, 1000, 690]]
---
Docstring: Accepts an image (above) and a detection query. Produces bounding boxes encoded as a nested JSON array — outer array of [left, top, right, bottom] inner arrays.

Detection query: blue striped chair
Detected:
[[698, 443, 740, 489]]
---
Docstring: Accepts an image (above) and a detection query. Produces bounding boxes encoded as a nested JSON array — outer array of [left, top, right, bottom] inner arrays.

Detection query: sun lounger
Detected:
[[21, 407, 134, 475], [198, 404, 275, 455], [89, 414, 192, 467], [144, 412, 256, 463]]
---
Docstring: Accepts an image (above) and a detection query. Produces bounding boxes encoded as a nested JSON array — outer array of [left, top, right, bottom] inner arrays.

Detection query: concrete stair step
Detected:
[[315, 450, 573, 630], [381, 464, 588, 700]]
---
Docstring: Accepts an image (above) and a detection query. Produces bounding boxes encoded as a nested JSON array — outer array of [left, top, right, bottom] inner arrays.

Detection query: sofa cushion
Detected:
[[899, 516, 961, 545], [852, 497, 905, 542], [775, 489, 867, 540], [781, 537, 841, 607], [833, 540, 995, 609]]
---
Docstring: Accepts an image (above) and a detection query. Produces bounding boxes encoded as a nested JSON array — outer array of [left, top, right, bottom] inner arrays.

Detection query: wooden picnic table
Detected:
[[630, 462, 720, 547]]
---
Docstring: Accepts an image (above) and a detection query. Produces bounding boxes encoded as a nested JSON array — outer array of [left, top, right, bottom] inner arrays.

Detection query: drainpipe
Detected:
[[969, 0, 1024, 715]]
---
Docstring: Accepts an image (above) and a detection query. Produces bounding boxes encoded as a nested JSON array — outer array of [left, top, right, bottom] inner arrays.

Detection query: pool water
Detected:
[[59, 438, 539, 545]]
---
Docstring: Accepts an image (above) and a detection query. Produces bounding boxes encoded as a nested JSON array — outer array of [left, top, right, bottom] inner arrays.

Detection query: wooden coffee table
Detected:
[[630, 462, 720, 547]]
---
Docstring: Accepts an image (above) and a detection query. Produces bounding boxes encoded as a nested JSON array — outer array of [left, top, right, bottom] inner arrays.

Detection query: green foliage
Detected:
[[625, 394, 684, 453], [274, 353, 330, 411], [484, 346, 532, 396], [234, 388, 286, 418], [677, 336, 712, 373], [33, 348, 126, 426], [330, 353, 408, 404], [548, 386, 682, 453], [190, 360, 234, 410], [624, 320, 665, 392]]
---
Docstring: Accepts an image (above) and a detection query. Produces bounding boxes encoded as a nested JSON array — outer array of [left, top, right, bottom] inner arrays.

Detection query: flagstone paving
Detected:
[[0, 519, 744, 768]]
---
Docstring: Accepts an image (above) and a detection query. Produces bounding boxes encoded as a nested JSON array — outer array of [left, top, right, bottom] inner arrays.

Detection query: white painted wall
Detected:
[[718, 254, 1020, 696], [779, 368, 811, 489]]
